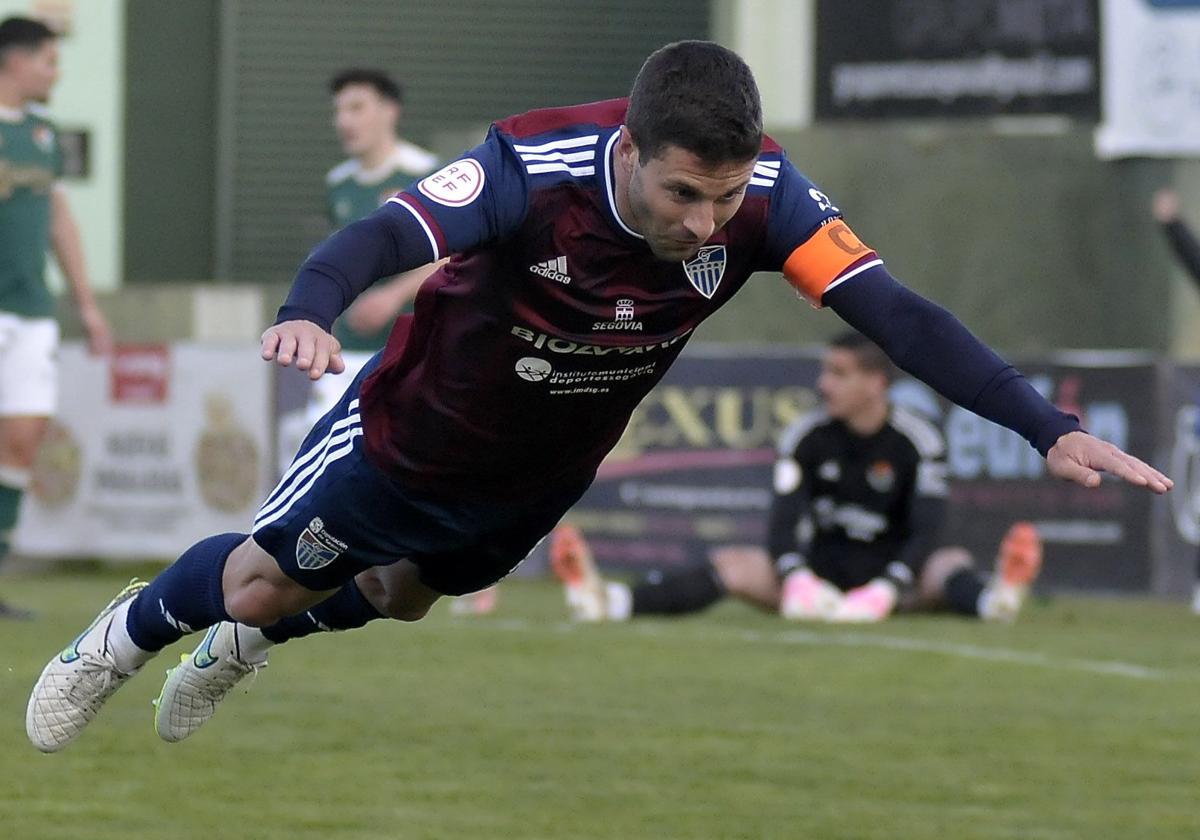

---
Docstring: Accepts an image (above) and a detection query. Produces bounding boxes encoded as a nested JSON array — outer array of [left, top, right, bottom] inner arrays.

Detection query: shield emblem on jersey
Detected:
[[682, 246, 727, 299]]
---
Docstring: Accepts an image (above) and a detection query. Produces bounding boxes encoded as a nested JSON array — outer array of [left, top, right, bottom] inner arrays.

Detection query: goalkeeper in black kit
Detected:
[[552, 332, 1042, 624]]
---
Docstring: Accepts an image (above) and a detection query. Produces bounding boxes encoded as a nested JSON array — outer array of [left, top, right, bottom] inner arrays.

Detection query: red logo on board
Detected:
[[110, 344, 171, 403]]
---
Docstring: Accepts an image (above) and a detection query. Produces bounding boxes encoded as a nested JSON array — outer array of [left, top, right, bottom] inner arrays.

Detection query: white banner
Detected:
[[1096, 0, 1200, 159], [16, 343, 273, 559]]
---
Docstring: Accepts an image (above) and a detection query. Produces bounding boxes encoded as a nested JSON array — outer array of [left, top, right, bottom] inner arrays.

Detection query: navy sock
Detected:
[[260, 579, 383, 643], [631, 563, 726, 616], [126, 532, 243, 651], [944, 567, 987, 616], [0, 480, 23, 562]]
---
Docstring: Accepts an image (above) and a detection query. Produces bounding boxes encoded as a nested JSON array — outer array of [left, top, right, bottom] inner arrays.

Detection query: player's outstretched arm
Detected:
[[824, 269, 1172, 494], [261, 320, 344, 380], [1153, 188, 1200, 290]]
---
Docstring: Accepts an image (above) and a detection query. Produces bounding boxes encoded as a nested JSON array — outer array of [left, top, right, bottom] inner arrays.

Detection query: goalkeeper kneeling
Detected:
[[552, 332, 1042, 625]]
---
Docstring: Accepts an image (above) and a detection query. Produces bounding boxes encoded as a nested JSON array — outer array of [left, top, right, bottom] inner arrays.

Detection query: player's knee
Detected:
[[0, 436, 41, 469], [224, 579, 291, 627], [920, 547, 973, 597], [373, 592, 432, 622], [710, 546, 762, 596], [354, 562, 438, 622]]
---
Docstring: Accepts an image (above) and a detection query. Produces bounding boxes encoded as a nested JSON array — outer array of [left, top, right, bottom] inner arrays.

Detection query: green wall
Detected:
[[123, 0, 218, 284]]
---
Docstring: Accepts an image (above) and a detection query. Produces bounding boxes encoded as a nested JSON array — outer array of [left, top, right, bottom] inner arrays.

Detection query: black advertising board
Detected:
[[573, 348, 1170, 594], [815, 0, 1101, 119]]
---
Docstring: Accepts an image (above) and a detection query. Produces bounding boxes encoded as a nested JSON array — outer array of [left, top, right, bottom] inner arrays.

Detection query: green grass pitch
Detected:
[[2, 567, 1197, 839]]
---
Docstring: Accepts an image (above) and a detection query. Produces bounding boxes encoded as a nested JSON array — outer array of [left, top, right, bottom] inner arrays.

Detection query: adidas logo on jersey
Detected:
[[530, 256, 572, 284]]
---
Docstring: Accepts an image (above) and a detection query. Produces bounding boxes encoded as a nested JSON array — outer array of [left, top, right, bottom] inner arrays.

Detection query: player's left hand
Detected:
[[261, 319, 345, 380], [829, 578, 897, 623], [1152, 188, 1181, 224], [1046, 431, 1172, 494], [79, 302, 113, 356]]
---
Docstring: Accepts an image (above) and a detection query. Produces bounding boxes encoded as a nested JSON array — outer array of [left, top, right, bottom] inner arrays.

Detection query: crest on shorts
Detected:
[[296, 517, 347, 570], [682, 246, 726, 299]]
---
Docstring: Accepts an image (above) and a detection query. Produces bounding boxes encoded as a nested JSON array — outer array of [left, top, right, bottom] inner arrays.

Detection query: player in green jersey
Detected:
[[323, 69, 495, 616], [325, 69, 439, 354], [0, 18, 112, 618]]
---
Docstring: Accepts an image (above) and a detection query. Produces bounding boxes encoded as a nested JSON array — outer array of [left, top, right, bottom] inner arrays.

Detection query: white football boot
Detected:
[[154, 621, 267, 742], [26, 580, 149, 752]]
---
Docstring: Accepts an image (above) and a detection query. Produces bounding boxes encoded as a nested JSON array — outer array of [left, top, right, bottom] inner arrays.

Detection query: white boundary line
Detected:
[[445, 618, 1192, 683]]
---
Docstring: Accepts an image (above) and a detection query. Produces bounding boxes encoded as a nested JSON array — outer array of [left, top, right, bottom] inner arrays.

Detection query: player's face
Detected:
[[8, 41, 59, 103], [618, 132, 756, 262], [818, 349, 886, 421], [333, 85, 399, 157]]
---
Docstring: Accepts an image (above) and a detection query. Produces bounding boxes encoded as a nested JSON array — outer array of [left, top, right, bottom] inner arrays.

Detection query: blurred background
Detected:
[[7, 0, 1200, 599]]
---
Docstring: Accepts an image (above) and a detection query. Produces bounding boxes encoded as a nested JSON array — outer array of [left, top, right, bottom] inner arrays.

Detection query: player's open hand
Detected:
[[261, 319, 345, 380], [1046, 431, 1172, 494], [79, 302, 113, 356], [1152, 188, 1181, 224]]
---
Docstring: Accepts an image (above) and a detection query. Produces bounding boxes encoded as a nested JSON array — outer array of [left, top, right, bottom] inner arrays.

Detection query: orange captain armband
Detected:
[[782, 220, 878, 307]]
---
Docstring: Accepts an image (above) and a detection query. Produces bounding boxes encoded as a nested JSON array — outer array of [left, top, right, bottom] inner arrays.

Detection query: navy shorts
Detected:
[[252, 353, 587, 596]]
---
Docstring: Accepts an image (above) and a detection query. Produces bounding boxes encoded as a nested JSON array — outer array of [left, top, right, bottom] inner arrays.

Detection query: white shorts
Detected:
[[0, 314, 59, 416]]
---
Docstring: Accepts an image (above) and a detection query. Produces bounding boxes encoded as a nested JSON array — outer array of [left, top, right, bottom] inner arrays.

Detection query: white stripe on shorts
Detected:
[[260, 400, 360, 512], [252, 426, 363, 532], [256, 399, 361, 522], [255, 419, 361, 525]]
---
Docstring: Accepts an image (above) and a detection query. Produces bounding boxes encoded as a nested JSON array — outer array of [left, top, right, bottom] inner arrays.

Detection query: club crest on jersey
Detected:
[[32, 125, 54, 153], [866, 461, 896, 493], [296, 517, 348, 570], [682, 246, 726, 299]]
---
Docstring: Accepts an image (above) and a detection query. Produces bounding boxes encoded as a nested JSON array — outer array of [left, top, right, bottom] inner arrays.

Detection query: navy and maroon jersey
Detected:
[[360, 99, 880, 500]]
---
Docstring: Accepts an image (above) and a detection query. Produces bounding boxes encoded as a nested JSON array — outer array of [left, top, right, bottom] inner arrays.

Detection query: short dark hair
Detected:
[[329, 68, 403, 105], [0, 16, 57, 58], [828, 330, 896, 384], [625, 40, 762, 164]]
